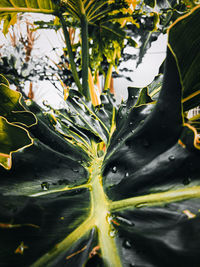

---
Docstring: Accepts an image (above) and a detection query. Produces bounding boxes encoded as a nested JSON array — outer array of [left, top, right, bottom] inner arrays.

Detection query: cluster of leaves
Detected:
[[0, 0, 194, 93]]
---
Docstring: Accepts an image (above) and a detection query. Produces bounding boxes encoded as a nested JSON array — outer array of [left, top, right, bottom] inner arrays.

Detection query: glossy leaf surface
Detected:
[[0, 5, 200, 267]]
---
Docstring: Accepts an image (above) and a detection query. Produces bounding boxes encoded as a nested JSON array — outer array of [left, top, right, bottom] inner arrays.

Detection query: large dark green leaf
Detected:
[[1, 5, 200, 267]]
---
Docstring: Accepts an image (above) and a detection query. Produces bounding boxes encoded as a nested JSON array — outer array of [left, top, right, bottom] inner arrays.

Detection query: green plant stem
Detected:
[[104, 63, 113, 91], [81, 14, 90, 101], [59, 14, 83, 93]]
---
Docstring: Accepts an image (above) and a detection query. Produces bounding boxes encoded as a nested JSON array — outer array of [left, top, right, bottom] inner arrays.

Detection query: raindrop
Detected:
[[41, 182, 50, 191], [129, 122, 133, 126], [25, 99, 32, 106], [131, 130, 135, 134], [125, 172, 129, 177], [116, 216, 134, 226], [123, 240, 132, 249], [109, 229, 117, 238], [168, 155, 175, 161], [135, 202, 148, 208], [182, 177, 191, 185], [131, 95, 138, 99], [106, 213, 113, 224], [112, 166, 117, 173]]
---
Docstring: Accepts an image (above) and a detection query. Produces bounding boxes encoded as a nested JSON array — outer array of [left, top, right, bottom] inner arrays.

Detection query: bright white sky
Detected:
[[0, 14, 168, 107], [114, 34, 167, 103], [31, 30, 167, 107]]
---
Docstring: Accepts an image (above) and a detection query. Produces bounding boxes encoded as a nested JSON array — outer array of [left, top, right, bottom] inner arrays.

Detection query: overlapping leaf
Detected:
[[0, 0, 58, 33], [0, 75, 36, 169], [0, 5, 200, 267]]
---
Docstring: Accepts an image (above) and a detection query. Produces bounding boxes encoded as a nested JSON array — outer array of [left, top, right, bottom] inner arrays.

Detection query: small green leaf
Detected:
[[135, 87, 154, 106], [2, 13, 17, 35]]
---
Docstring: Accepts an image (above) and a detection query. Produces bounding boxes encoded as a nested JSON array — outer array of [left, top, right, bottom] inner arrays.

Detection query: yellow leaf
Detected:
[[88, 68, 101, 106], [3, 13, 17, 35]]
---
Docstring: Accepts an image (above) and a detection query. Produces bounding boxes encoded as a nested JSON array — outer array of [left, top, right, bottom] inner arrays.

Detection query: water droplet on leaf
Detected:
[[168, 155, 175, 161], [182, 177, 191, 185], [41, 182, 50, 191], [135, 202, 148, 208], [112, 166, 117, 173], [123, 240, 132, 249], [125, 172, 129, 177], [106, 213, 113, 224], [116, 216, 134, 226], [109, 229, 117, 238]]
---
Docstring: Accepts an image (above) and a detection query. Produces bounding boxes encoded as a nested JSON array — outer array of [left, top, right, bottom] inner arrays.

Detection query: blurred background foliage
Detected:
[[0, 0, 195, 103]]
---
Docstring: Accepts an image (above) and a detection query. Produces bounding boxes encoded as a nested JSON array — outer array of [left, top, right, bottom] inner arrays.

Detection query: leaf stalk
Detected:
[[80, 14, 90, 101], [59, 14, 83, 93]]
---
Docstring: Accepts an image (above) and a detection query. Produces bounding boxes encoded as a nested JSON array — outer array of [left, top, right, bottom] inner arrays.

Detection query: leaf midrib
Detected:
[[0, 7, 54, 14], [30, 156, 200, 267]]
